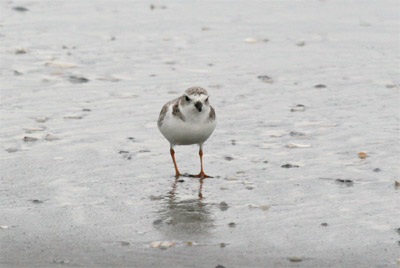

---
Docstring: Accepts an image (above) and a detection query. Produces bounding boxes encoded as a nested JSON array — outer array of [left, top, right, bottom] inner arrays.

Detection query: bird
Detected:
[[158, 87, 216, 178]]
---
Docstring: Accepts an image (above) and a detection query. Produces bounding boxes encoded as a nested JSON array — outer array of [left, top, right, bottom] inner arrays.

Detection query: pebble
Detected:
[[373, 168, 381, 172], [290, 104, 306, 112], [6, 148, 18, 153], [201, 26, 211, 31], [386, 83, 399, 88], [216, 265, 226, 268], [120, 241, 130, 246], [244, 38, 258, 43], [45, 134, 60, 141], [245, 186, 254, 190], [34, 117, 49, 123], [64, 115, 83, 119], [150, 241, 175, 249], [69, 76, 89, 84], [31, 199, 43, 204], [14, 70, 23, 76], [248, 204, 269, 210], [153, 219, 162, 225], [288, 257, 302, 262], [358, 152, 368, 159], [263, 160, 269, 164], [185, 241, 193, 246], [395, 180, 400, 187], [225, 176, 238, 181], [149, 195, 163, 201], [257, 75, 273, 83], [82, 109, 91, 112], [228, 222, 236, 228], [177, 179, 184, 183], [219, 201, 229, 211], [15, 48, 28, 54], [13, 6, 29, 12], [236, 170, 245, 174], [224, 156, 234, 161], [44, 61, 76, 68], [286, 143, 311, 148], [23, 136, 38, 142], [315, 84, 327, 88], [231, 139, 236, 145], [24, 127, 46, 133], [97, 76, 120, 82], [53, 259, 70, 264], [281, 164, 299, 168], [219, 242, 226, 248], [0, 226, 9, 229], [289, 131, 306, 137], [335, 179, 353, 187], [321, 222, 328, 226], [296, 41, 305, 47]]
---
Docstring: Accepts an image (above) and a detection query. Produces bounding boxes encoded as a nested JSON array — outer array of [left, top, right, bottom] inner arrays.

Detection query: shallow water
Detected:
[[1, 0, 399, 267]]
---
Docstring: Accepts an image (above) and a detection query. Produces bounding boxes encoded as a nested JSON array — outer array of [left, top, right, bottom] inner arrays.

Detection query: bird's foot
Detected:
[[189, 172, 212, 179]]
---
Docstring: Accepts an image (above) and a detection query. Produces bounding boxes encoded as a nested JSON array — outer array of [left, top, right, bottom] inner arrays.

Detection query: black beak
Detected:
[[195, 102, 202, 112]]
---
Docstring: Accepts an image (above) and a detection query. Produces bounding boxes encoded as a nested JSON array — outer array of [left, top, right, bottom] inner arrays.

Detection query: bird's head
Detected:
[[180, 87, 211, 113]]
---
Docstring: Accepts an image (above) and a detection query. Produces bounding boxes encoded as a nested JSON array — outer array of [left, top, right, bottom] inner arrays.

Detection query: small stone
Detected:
[[185, 241, 193, 246], [31, 199, 43, 204], [127, 137, 135, 141], [244, 38, 257, 43], [257, 75, 273, 83], [44, 61, 76, 68], [177, 179, 185, 183], [119, 150, 129, 154], [138, 150, 150, 153], [0, 226, 10, 229], [260, 205, 269, 211], [225, 176, 238, 181], [245, 186, 254, 190], [34, 117, 49, 123], [288, 257, 302, 262], [201, 27, 211, 31], [335, 179, 353, 187], [15, 48, 28, 54], [224, 156, 234, 161], [231, 139, 236, 145], [386, 84, 399, 88], [397, 259, 400, 264], [82, 108, 91, 112], [395, 180, 400, 187], [150, 4, 155, 10], [281, 164, 299, 168], [260, 37, 269, 42], [149, 195, 163, 201], [44, 134, 60, 141], [69, 76, 89, 84], [23, 136, 38, 142], [373, 168, 381, 172], [358, 152, 368, 159], [289, 131, 306, 137], [150, 241, 175, 249], [286, 143, 311, 148], [64, 115, 82, 119], [153, 219, 162, 225], [6, 148, 18, 153], [14, 70, 23, 76], [120, 241, 130, 246], [263, 160, 269, 164], [53, 259, 70, 264], [219, 201, 229, 211], [216, 265, 226, 268], [13, 6, 29, 12], [219, 242, 226, 248], [315, 84, 327, 88], [228, 222, 236, 228], [236, 170, 245, 174], [24, 127, 46, 133], [290, 104, 306, 112], [321, 222, 328, 226], [296, 41, 305, 47]]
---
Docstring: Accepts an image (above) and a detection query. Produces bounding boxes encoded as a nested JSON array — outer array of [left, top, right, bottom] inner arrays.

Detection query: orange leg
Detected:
[[170, 148, 181, 177], [191, 149, 212, 178]]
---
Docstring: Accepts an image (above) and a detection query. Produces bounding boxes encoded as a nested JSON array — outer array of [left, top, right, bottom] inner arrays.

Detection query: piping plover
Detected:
[[158, 87, 216, 178]]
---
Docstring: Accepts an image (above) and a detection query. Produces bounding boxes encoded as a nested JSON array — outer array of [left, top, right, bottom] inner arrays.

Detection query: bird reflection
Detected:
[[153, 177, 213, 239]]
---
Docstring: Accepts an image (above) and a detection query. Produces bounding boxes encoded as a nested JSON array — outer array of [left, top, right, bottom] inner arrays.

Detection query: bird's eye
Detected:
[[185, 96, 190, 102], [205, 97, 209, 102]]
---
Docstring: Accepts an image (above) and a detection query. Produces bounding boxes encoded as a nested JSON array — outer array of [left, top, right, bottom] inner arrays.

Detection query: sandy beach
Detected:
[[1, 0, 399, 267]]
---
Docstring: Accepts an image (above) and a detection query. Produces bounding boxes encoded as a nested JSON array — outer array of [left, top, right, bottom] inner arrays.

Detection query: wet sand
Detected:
[[1, 0, 399, 267]]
